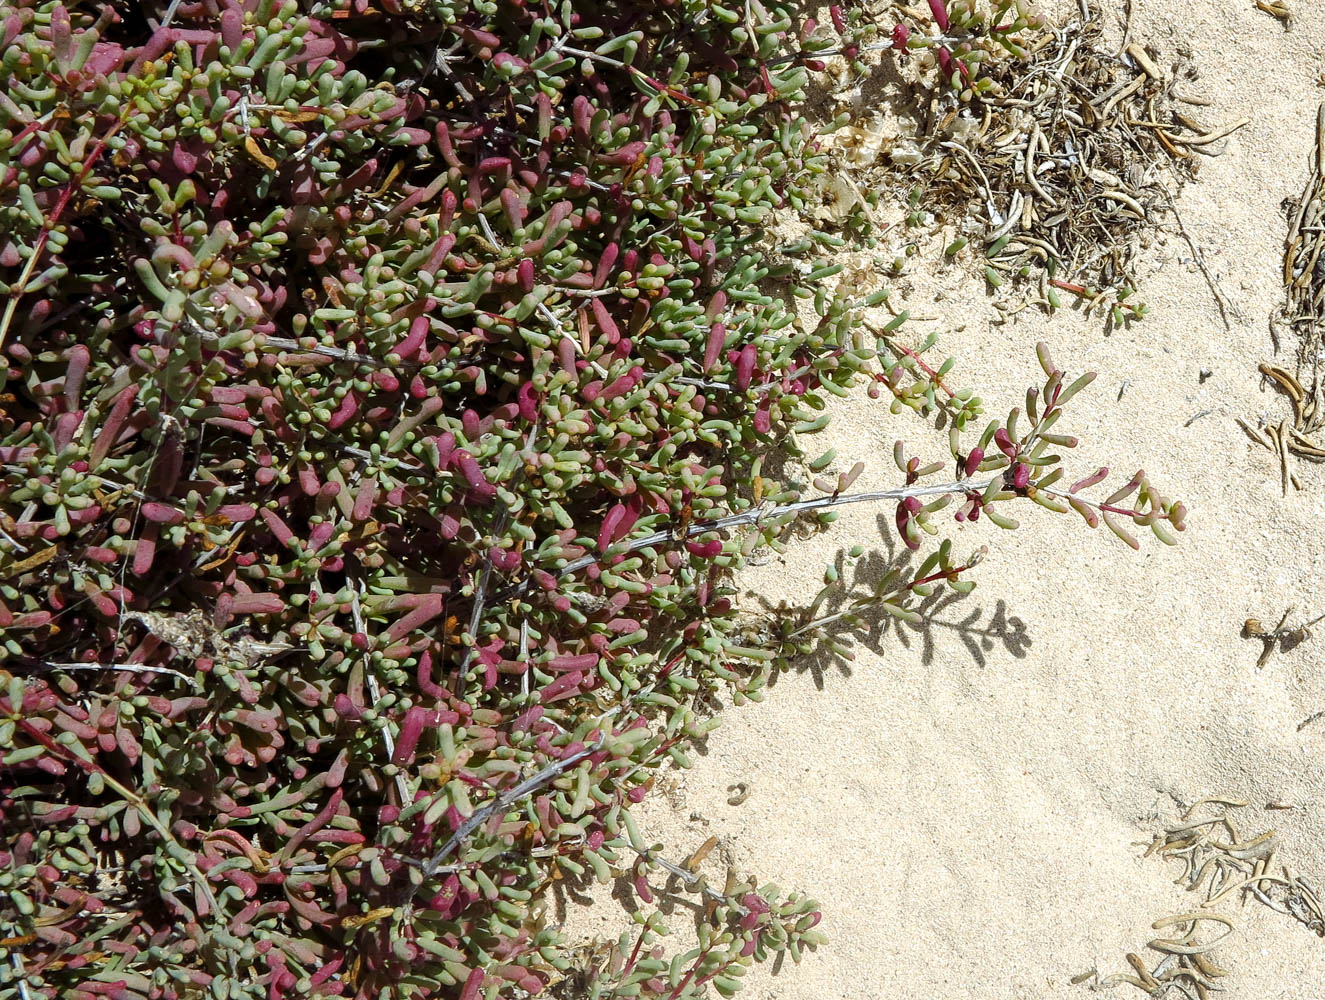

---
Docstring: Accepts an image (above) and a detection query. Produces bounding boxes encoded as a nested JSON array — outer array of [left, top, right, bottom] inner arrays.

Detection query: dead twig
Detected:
[[882, 16, 1206, 321]]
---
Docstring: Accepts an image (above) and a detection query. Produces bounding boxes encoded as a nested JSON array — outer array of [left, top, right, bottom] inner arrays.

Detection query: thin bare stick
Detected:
[[0, 522, 28, 554], [455, 504, 513, 694], [156, 0, 184, 29], [11, 955, 32, 1000], [34, 661, 200, 687], [546, 475, 999, 582], [417, 735, 607, 880], [519, 618, 531, 699], [645, 848, 744, 912], [258, 336, 400, 368], [1298, 708, 1325, 732]]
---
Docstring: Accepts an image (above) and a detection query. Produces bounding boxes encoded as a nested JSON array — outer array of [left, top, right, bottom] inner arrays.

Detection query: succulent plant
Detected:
[[0, 2, 1180, 998]]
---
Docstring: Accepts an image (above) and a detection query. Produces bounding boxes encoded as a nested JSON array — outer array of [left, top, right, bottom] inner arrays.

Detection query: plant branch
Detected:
[[12, 717, 224, 926], [0, 120, 121, 356], [411, 733, 609, 888], [549, 476, 998, 581]]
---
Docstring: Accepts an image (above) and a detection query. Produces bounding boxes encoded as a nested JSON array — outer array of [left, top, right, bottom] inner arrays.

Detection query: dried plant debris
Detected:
[[1142, 798, 1277, 901], [1255, 1, 1293, 25], [1261, 871, 1325, 937], [1276, 104, 1325, 419], [1236, 363, 1325, 493], [829, 5, 1247, 322], [1083, 923, 1234, 997], [1077, 798, 1322, 997], [1148, 799, 1324, 938], [1300, 709, 1325, 732], [1242, 605, 1325, 667]]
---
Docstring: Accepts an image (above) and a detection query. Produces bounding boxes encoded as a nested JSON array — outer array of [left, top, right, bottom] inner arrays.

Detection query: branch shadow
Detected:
[[750, 510, 1032, 693]]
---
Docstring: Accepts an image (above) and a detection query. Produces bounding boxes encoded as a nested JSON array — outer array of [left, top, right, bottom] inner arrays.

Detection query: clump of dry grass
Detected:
[[816, 4, 1249, 325]]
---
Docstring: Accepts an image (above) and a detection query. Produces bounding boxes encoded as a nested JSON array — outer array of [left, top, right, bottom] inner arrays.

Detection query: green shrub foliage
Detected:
[[0, 1, 1182, 998]]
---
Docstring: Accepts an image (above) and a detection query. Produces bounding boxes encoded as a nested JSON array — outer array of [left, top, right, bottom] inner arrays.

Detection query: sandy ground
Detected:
[[565, 2, 1325, 997]]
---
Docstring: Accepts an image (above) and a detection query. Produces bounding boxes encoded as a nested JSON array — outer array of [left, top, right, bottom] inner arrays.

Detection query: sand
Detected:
[[565, 2, 1325, 997]]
